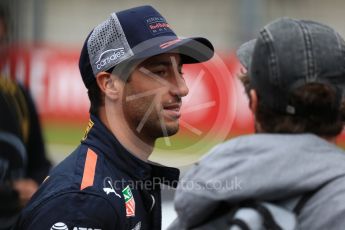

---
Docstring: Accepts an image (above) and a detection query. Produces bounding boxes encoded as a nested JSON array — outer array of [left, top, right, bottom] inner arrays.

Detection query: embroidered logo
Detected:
[[51, 222, 68, 230], [73, 227, 101, 230], [122, 185, 135, 217], [103, 178, 121, 198], [131, 221, 141, 230], [145, 16, 172, 35], [82, 119, 94, 141], [95, 48, 125, 70]]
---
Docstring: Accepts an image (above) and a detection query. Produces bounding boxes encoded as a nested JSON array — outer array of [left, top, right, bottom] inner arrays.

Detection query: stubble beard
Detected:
[[122, 94, 180, 144]]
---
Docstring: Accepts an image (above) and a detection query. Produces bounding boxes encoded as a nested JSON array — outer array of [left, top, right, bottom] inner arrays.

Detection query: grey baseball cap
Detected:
[[236, 17, 345, 115]]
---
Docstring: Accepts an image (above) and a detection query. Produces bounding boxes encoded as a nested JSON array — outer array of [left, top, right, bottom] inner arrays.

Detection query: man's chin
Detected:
[[163, 123, 180, 136]]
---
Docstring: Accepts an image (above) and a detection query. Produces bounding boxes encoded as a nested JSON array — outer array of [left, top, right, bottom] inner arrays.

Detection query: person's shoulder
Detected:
[[299, 176, 345, 229], [42, 145, 89, 191], [15, 191, 124, 230], [47, 144, 109, 189], [25, 144, 124, 212], [28, 144, 128, 205], [197, 134, 256, 162], [16, 144, 127, 229]]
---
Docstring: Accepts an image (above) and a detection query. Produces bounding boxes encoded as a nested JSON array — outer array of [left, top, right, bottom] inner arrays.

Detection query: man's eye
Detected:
[[153, 70, 167, 77]]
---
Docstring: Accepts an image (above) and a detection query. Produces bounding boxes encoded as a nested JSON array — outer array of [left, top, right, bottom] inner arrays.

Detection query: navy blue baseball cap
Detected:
[[79, 5, 214, 88]]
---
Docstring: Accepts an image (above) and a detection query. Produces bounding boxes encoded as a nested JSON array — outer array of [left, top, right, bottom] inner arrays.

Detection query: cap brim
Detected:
[[236, 39, 256, 69], [177, 37, 215, 64], [128, 36, 214, 65]]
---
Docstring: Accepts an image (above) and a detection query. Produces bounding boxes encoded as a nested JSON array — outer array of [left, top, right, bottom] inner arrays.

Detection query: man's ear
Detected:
[[96, 72, 121, 100], [249, 89, 258, 114]]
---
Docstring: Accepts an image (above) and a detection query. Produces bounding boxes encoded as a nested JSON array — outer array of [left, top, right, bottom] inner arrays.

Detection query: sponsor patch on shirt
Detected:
[[73, 227, 101, 230], [51, 222, 68, 230], [103, 177, 121, 198], [122, 185, 135, 217], [50, 222, 102, 230], [145, 16, 172, 35], [131, 221, 141, 230]]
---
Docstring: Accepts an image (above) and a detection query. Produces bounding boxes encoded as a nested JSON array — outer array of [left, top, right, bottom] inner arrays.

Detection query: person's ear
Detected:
[[249, 89, 258, 114], [96, 72, 121, 100]]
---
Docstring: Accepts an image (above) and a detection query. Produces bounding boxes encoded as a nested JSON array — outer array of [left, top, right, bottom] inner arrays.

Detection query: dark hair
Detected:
[[87, 81, 103, 116], [239, 74, 345, 137]]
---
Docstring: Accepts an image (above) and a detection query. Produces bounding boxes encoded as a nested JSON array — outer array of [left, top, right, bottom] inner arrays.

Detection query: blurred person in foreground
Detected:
[[0, 77, 51, 229], [169, 18, 345, 230], [13, 5, 214, 230], [0, 6, 51, 230], [0, 7, 9, 47]]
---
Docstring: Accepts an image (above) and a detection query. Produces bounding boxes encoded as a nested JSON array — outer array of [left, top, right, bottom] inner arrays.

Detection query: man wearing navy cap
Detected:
[[14, 5, 214, 230]]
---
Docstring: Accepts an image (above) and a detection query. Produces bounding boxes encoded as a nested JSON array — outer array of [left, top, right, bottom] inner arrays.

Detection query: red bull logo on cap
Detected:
[[146, 16, 172, 35]]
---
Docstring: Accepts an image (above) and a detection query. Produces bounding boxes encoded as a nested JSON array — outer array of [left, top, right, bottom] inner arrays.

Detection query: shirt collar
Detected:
[[82, 114, 180, 187]]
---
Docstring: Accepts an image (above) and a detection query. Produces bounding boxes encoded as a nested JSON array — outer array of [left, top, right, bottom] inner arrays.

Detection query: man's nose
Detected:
[[170, 76, 189, 98]]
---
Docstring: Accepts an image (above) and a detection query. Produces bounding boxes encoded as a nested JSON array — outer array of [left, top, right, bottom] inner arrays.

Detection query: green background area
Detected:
[[42, 121, 236, 166], [43, 122, 85, 146], [43, 121, 345, 166]]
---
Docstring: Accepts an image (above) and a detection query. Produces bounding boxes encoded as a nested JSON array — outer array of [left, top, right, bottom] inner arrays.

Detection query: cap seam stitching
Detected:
[[260, 28, 279, 87], [295, 20, 316, 82], [334, 31, 345, 75]]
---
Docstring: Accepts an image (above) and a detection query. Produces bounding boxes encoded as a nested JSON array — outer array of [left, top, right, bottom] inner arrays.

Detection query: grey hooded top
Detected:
[[169, 134, 345, 230]]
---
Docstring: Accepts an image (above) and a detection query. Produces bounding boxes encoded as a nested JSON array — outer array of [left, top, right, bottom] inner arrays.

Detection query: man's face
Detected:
[[122, 53, 189, 140]]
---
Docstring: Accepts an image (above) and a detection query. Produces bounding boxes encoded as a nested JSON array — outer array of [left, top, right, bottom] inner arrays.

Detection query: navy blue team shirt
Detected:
[[14, 115, 180, 230]]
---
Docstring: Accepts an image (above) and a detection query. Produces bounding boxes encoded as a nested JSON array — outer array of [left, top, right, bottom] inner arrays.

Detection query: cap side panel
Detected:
[[335, 31, 345, 75], [260, 28, 280, 87], [296, 20, 316, 82], [87, 13, 134, 75]]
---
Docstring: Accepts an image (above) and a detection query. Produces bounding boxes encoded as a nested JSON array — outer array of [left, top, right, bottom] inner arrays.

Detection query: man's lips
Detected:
[[162, 103, 181, 119]]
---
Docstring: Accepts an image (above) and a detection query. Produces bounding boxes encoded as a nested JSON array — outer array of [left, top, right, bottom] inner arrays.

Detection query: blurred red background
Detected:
[[2, 44, 345, 144]]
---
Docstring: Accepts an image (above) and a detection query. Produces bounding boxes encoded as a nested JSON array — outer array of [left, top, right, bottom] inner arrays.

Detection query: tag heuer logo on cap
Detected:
[[122, 185, 135, 217]]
